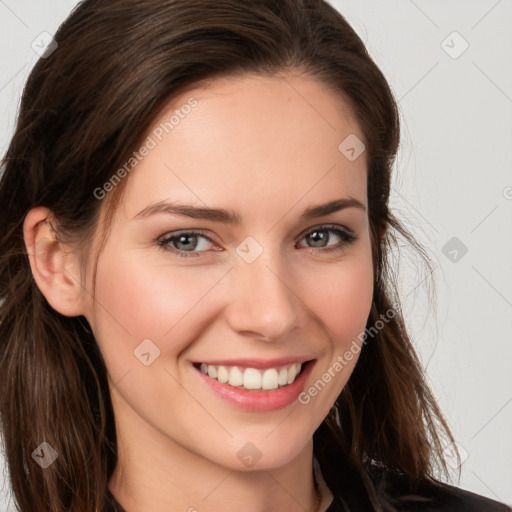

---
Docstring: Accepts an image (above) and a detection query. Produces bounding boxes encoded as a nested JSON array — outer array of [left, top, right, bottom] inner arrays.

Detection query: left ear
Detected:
[[23, 206, 89, 317]]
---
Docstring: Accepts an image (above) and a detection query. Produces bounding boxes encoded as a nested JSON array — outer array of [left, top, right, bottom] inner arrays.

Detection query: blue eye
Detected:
[[298, 225, 357, 253], [158, 230, 214, 258], [157, 225, 357, 259]]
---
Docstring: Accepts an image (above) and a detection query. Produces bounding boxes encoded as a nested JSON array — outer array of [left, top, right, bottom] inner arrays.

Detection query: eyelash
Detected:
[[157, 224, 358, 259]]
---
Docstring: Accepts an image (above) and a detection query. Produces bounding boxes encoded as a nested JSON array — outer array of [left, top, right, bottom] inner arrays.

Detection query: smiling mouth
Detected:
[[192, 360, 313, 391]]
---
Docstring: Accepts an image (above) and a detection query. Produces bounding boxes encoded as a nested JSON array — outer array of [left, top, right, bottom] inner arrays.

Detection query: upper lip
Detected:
[[194, 356, 316, 369]]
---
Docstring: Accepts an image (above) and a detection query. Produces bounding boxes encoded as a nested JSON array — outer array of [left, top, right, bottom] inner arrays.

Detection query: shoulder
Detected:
[[367, 464, 511, 512]]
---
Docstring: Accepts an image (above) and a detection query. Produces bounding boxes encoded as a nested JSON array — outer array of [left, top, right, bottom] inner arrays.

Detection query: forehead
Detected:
[[118, 72, 367, 222]]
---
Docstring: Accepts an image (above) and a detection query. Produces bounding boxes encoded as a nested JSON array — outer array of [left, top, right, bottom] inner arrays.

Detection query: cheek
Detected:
[[89, 250, 229, 369], [302, 254, 374, 344], [294, 257, 373, 418]]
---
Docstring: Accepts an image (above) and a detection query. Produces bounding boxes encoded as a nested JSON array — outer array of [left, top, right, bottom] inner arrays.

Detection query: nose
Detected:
[[225, 248, 303, 342]]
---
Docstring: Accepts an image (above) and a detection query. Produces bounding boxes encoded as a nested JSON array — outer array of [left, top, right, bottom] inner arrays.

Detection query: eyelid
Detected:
[[157, 229, 219, 258], [157, 224, 353, 246], [297, 223, 354, 240], [157, 223, 357, 258]]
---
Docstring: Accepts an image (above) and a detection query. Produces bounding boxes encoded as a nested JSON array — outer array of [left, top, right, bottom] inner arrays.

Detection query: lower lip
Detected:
[[194, 361, 316, 412]]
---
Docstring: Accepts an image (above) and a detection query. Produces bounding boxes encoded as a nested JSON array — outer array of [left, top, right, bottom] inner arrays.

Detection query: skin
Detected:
[[24, 71, 374, 512]]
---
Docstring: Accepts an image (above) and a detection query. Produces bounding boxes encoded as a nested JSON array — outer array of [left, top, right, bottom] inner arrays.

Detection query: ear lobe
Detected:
[[23, 206, 88, 317]]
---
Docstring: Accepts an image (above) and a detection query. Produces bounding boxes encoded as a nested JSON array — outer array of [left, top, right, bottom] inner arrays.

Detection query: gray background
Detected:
[[0, 0, 511, 509]]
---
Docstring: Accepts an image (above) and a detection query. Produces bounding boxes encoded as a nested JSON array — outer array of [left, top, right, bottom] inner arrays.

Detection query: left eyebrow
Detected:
[[301, 197, 366, 219], [132, 197, 366, 223]]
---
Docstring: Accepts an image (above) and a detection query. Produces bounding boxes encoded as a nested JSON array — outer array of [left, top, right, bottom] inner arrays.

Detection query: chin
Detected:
[[210, 428, 313, 472]]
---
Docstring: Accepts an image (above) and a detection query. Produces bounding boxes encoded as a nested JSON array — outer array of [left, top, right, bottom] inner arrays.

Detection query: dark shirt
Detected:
[[323, 462, 511, 512]]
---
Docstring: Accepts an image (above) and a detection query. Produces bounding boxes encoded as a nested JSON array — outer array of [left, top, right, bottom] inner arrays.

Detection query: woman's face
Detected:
[[83, 72, 373, 470]]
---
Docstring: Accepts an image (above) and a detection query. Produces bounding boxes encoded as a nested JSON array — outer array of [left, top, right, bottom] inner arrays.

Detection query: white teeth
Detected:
[[243, 368, 262, 390], [229, 366, 244, 387], [262, 368, 279, 390], [217, 365, 229, 383], [198, 362, 304, 390], [287, 364, 297, 384]]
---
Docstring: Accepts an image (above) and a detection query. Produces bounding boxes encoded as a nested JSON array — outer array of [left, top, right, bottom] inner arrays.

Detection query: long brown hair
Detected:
[[0, 1, 458, 510]]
